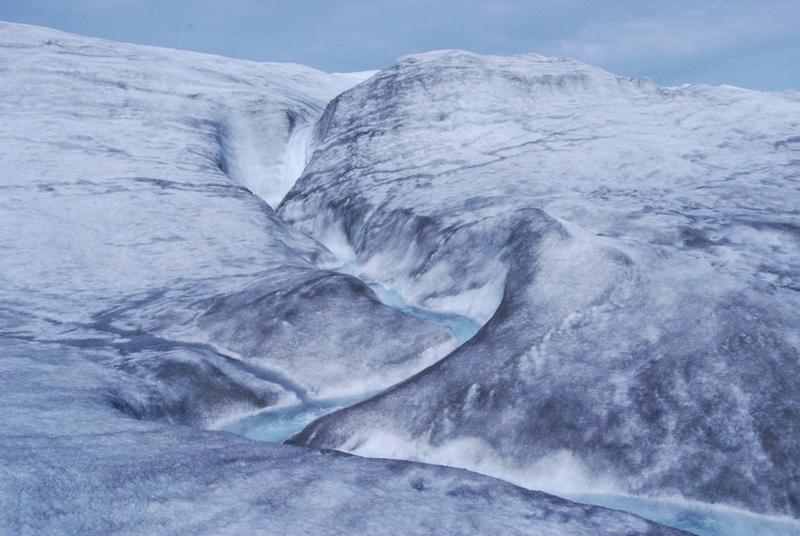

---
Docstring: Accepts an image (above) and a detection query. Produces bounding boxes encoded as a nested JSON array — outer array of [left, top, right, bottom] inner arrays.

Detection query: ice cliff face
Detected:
[[282, 50, 800, 517]]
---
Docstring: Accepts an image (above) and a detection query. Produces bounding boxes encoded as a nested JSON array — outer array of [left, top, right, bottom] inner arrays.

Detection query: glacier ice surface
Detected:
[[0, 22, 693, 535], [283, 49, 800, 519]]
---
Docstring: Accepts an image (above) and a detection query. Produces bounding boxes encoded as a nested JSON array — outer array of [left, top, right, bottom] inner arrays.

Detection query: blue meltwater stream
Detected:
[[221, 268, 800, 536], [221, 392, 372, 443], [221, 269, 480, 443], [568, 494, 800, 536]]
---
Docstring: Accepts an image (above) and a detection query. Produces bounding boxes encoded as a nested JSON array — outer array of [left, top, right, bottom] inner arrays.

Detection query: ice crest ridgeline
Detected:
[[281, 50, 800, 518], [0, 22, 690, 535]]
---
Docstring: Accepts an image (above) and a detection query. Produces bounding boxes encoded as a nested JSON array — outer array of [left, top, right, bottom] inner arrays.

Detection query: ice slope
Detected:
[[0, 340, 690, 535], [281, 50, 800, 517], [0, 21, 454, 427], [0, 22, 686, 535]]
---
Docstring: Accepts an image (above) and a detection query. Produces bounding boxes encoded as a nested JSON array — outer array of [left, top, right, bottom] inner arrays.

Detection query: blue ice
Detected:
[[571, 494, 800, 536], [222, 393, 373, 443]]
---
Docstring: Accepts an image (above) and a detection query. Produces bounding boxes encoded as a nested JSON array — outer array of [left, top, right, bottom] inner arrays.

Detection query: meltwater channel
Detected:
[[220, 269, 800, 536]]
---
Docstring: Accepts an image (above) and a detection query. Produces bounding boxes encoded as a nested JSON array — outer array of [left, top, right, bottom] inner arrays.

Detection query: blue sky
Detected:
[[2, 0, 798, 90]]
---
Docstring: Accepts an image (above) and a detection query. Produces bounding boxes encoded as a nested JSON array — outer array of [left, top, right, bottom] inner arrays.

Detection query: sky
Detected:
[[1, 0, 799, 91]]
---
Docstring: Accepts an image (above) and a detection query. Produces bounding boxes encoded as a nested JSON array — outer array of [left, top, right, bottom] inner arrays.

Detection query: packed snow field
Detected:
[[1, 21, 798, 535]]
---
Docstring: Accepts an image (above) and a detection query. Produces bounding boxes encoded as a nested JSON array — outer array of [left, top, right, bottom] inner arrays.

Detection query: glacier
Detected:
[[281, 50, 800, 521], [0, 21, 693, 535], [4, 339, 692, 535], [1, 19, 798, 535], [0, 20, 455, 425]]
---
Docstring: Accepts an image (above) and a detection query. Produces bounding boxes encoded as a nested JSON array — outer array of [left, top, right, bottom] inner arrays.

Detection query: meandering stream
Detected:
[[219, 262, 800, 536], [219, 124, 800, 536], [221, 267, 481, 443]]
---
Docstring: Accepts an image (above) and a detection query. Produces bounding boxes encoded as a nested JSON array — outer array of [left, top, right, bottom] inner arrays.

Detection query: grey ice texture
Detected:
[[282, 50, 800, 518], [0, 21, 689, 536]]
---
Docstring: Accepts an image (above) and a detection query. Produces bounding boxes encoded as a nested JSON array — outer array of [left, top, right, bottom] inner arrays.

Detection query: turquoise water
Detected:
[[222, 264, 800, 535], [366, 284, 481, 345], [221, 393, 372, 443], [221, 267, 482, 444], [335, 260, 482, 346], [570, 494, 800, 536]]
